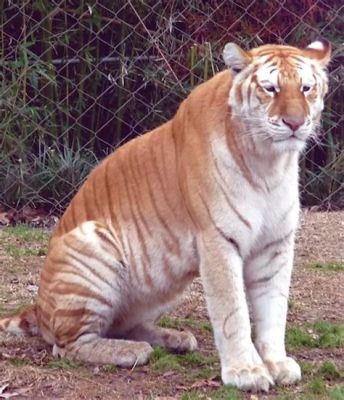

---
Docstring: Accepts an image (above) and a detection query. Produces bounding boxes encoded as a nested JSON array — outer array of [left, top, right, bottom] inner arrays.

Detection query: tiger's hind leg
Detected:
[[38, 221, 153, 367], [125, 323, 198, 353]]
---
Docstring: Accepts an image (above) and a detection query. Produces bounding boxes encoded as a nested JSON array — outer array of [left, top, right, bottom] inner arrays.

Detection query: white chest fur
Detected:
[[210, 133, 300, 259]]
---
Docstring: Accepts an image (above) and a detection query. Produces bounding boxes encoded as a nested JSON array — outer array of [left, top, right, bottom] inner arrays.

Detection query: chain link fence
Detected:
[[1, 0, 343, 220]]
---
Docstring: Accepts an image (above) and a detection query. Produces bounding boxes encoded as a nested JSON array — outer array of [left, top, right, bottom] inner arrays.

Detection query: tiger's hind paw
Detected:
[[265, 357, 301, 385]]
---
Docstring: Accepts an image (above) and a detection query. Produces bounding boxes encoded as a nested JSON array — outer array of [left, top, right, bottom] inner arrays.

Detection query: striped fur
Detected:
[[0, 40, 331, 391]]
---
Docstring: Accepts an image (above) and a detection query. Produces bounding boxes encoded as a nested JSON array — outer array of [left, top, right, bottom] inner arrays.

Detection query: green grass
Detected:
[[330, 386, 344, 400], [287, 321, 344, 350], [101, 364, 118, 374], [4, 225, 50, 243], [299, 360, 316, 376], [5, 244, 47, 257], [189, 366, 218, 380], [151, 347, 183, 372], [9, 357, 31, 367], [158, 316, 212, 332], [310, 262, 344, 272], [211, 386, 241, 400], [3, 225, 49, 257], [308, 377, 328, 395], [0, 303, 27, 317], [46, 358, 82, 370], [319, 361, 341, 380], [151, 346, 218, 373], [181, 391, 206, 400], [180, 351, 218, 367], [181, 386, 240, 400]]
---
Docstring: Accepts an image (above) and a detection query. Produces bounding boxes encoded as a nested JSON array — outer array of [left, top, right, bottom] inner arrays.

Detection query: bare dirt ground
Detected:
[[0, 211, 343, 400]]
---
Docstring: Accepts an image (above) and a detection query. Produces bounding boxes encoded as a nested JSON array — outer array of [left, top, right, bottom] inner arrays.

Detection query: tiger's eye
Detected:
[[264, 86, 276, 93], [302, 85, 311, 92]]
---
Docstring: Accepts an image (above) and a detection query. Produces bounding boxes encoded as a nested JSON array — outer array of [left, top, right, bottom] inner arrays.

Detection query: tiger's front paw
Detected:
[[221, 364, 274, 392], [265, 357, 301, 385]]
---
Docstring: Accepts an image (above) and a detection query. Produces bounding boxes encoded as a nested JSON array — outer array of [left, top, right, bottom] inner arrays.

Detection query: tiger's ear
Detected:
[[304, 39, 332, 67], [223, 43, 251, 74]]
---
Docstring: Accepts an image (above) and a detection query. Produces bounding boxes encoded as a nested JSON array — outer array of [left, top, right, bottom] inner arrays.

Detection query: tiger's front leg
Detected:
[[198, 228, 273, 392], [245, 232, 301, 386]]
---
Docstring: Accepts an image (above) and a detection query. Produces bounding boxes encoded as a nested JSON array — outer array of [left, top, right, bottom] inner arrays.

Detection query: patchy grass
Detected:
[[150, 346, 218, 374], [189, 365, 218, 380], [319, 361, 342, 380], [180, 351, 218, 367], [299, 360, 316, 376], [151, 347, 183, 372], [158, 316, 212, 332], [330, 386, 344, 400], [308, 377, 328, 395], [181, 391, 204, 400], [9, 357, 31, 367], [0, 216, 343, 399], [4, 244, 47, 257], [101, 365, 118, 374], [287, 321, 344, 350], [3, 225, 50, 243], [0, 303, 28, 316], [2, 225, 49, 257], [308, 262, 344, 272], [46, 358, 82, 370], [181, 386, 240, 400]]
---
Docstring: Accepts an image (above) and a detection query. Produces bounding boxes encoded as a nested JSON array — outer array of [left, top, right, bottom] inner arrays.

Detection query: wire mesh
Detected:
[[0, 0, 343, 218]]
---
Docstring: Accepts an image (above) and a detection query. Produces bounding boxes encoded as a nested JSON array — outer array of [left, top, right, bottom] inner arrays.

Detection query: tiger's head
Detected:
[[223, 40, 331, 154]]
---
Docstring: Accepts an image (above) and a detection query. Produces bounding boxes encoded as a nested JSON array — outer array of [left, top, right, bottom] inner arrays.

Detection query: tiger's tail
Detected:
[[0, 304, 39, 336]]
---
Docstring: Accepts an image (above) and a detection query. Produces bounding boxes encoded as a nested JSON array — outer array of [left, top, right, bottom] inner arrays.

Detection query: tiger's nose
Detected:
[[282, 116, 305, 132]]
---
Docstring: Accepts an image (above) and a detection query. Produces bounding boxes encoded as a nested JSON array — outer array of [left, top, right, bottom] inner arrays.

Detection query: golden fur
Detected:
[[0, 40, 331, 391]]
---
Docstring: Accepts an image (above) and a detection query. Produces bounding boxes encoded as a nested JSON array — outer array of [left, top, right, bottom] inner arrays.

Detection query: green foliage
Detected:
[[101, 364, 118, 374], [46, 358, 82, 370], [4, 244, 46, 257], [3, 225, 49, 256], [330, 386, 344, 400], [0, 303, 27, 317], [0, 145, 98, 213], [181, 386, 241, 400], [308, 377, 328, 395], [158, 316, 212, 332], [9, 357, 31, 367], [181, 391, 206, 400], [180, 352, 218, 367], [319, 361, 341, 380], [311, 262, 344, 272], [150, 346, 217, 373], [0, 1, 343, 212], [4, 225, 49, 242], [287, 326, 316, 348], [299, 360, 316, 376], [181, 386, 240, 400], [150, 347, 183, 372], [287, 322, 344, 350], [210, 386, 241, 400]]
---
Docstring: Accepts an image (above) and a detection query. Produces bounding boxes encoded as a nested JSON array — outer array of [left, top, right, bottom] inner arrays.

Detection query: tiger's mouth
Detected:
[[272, 132, 308, 143], [272, 135, 305, 143]]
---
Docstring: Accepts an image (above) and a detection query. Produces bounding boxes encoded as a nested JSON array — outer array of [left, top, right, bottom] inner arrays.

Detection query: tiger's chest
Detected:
[[210, 162, 300, 259]]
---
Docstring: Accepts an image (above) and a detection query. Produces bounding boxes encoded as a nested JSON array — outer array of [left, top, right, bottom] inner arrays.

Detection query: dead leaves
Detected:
[[0, 206, 57, 228], [175, 376, 221, 391]]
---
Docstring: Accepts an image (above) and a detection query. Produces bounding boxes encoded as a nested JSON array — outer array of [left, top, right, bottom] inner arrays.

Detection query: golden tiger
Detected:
[[0, 40, 331, 392]]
